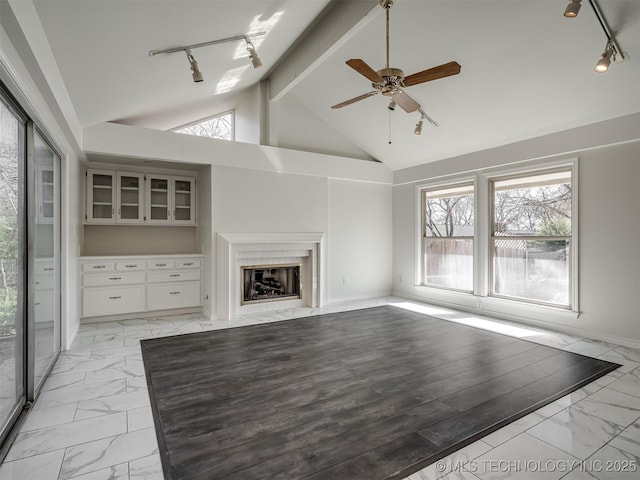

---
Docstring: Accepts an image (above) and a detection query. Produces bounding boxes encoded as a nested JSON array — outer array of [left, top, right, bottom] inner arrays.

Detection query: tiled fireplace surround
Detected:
[[217, 233, 323, 319]]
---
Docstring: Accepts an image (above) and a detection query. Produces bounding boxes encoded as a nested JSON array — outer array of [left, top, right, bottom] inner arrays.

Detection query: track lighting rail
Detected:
[[149, 32, 267, 56]]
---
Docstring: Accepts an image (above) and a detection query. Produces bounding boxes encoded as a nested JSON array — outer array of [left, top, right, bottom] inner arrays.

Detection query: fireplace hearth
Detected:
[[242, 265, 301, 304]]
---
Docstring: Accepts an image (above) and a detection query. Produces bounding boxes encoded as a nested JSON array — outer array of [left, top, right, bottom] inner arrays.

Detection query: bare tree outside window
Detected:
[[173, 111, 234, 141], [492, 169, 572, 307], [422, 184, 474, 291]]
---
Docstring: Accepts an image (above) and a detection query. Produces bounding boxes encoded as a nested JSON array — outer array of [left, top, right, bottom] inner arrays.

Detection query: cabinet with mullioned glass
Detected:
[[146, 174, 196, 225]]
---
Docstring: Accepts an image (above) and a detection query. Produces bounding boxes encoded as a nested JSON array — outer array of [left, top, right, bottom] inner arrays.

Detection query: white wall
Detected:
[[273, 94, 375, 161], [392, 119, 640, 346], [328, 179, 392, 301]]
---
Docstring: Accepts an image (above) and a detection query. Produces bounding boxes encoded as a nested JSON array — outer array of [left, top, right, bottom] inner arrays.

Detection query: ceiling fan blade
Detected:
[[403, 61, 461, 87], [346, 59, 384, 83], [331, 91, 379, 109], [391, 90, 420, 113]]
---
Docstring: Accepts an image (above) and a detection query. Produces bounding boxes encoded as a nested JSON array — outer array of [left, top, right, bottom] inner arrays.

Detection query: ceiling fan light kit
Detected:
[[149, 31, 266, 83], [331, 0, 461, 138], [563, 0, 628, 73]]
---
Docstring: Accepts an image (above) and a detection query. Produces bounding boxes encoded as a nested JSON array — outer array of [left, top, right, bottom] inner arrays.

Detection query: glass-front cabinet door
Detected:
[[117, 172, 144, 223], [87, 169, 115, 223], [172, 176, 195, 225], [146, 174, 171, 224]]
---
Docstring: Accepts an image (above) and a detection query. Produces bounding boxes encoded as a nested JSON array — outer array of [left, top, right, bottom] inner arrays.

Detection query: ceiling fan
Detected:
[[331, 0, 461, 118]]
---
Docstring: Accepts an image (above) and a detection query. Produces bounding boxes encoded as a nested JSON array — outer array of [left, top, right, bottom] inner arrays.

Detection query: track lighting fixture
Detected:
[[414, 119, 423, 135], [563, 0, 582, 18], [388, 100, 396, 111], [185, 49, 203, 83], [562, 0, 626, 73], [595, 42, 614, 72], [245, 37, 262, 69], [149, 31, 266, 83]]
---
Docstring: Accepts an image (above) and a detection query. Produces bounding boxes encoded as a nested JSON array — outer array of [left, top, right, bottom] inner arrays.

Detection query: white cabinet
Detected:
[[86, 169, 196, 225], [117, 172, 144, 223], [87, 169, 116, 223], [172, 176, 196, 225], [36, 166, 55, 224], [81, 255, 202, 318], [146, 175, 196, 225]]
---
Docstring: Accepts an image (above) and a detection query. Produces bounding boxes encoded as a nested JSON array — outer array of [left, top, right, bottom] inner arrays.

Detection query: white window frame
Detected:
[[171, 109, 235, 141], [414, 158, 579, 321], [420, 180, 476, 293]]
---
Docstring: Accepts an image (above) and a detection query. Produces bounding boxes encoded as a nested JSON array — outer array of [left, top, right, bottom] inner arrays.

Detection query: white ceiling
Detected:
[[33, 0, 640, 170]]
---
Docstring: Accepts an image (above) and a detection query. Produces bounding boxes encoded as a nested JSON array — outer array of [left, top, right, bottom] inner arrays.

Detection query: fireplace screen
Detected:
[[242, 265, 301, 304]]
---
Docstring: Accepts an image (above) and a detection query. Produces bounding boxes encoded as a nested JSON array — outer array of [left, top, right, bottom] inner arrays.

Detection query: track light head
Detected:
[[595, 43, 614, 73], [245, 37, 262, 69], [388, 100, 396, 111], [414, 119, 423, 135], [185, 49, 203, 82], [564, 0, 582, 18]]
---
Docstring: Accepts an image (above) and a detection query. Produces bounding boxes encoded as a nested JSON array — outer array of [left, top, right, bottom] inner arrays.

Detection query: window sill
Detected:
[[411, 285, 580, 325]]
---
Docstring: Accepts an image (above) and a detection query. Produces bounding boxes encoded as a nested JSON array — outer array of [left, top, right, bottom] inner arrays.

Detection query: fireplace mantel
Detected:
[[217, 233, 323, 319]]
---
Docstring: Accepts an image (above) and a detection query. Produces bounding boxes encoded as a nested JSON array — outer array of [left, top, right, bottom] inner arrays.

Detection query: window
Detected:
[[173, 110, 234, 141], [491, 169, 572, 307], [417, 162, 576, 312], [421, 183, 474, 291]]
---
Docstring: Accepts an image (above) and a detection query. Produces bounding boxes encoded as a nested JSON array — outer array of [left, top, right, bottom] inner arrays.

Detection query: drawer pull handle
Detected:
[[155, 263, 167, 267], [125, 265, 137, 268], [109, 277, 122, 280], [183, 262, 193, 266], [44, 267, 54, 271], [169, 291, 180, 295], [169, 274, 181, 277], [108, 296, 122, 300], [93, 265, 106, 269]]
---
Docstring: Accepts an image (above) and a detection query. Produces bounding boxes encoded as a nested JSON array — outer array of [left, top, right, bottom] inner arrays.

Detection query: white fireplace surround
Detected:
[[217, 233, 323, 319]]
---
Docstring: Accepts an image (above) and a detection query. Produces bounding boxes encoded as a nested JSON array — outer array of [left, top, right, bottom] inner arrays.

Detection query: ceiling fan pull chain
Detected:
[[388, 108, 392, 144]]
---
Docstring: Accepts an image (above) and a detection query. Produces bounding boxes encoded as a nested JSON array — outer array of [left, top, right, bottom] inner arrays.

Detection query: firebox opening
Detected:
[[242, 264, 301, 305]]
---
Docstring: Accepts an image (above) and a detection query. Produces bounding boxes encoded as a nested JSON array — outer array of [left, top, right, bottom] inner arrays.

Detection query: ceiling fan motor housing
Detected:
[[380, 0, 395, 9], [375, 67, 405, 94]]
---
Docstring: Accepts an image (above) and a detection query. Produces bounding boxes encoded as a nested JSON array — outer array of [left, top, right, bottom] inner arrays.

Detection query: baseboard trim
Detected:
[[80, 307, 203, 324]]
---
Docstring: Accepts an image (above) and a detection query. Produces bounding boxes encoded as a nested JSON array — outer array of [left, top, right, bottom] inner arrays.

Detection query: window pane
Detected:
[[493, 239, 570, 306], [174, 112, 233, 140], [425, 184, 474, 237], [424, 238, 473, 291], [494, 170, 571, 236]]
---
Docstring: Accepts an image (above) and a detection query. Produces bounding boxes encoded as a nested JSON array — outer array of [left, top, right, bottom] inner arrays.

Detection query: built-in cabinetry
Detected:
[[86, 169, 196, 225], [81, 255, 202, 318], [146, 174, 196, 225], [36, 165, 55, 223]]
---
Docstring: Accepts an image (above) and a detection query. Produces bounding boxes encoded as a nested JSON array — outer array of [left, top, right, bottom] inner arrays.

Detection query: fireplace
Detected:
[[217, 233, 323, 319], [242, 264, 301, 305]]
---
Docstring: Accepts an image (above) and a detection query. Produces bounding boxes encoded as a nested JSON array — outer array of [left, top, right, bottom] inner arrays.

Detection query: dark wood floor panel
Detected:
[[141, 305, 620, 480]]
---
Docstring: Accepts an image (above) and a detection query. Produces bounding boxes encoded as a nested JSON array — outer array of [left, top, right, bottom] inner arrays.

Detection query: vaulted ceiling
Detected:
[[32, 0, 640, 170]]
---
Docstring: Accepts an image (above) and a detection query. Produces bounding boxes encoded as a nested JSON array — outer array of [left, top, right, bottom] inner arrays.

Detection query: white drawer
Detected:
[[83, 285, 146, 317], [147, 281, 200, 310], [84, 271, 145, 287], [83, 261, 114, 272], [35, 261, 55, 275], [176, 259, 201, 269], [147, 269, 201, 283], [116, 261, 145, 271], [147, 260, 174, 270]]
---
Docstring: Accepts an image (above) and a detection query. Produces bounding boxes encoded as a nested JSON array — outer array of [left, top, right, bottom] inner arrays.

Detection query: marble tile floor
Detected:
[[0, 297, 638, 480]]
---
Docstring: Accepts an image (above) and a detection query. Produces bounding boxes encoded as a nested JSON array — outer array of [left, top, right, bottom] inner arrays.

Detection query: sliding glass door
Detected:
[[31, 132, 60, 394], [0, 95, 26, 446], [0, 84, 61, 450]]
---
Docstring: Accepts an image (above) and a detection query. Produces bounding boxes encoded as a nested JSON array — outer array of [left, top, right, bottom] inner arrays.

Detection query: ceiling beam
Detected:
[[268, 0, 380, 102]]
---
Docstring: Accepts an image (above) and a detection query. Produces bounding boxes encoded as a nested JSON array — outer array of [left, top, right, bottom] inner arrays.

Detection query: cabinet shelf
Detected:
[[120, 187, 140, 191], [93, 202, 112, 206], [93, 185, 112, 190], [121, 203, 139, 207]]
